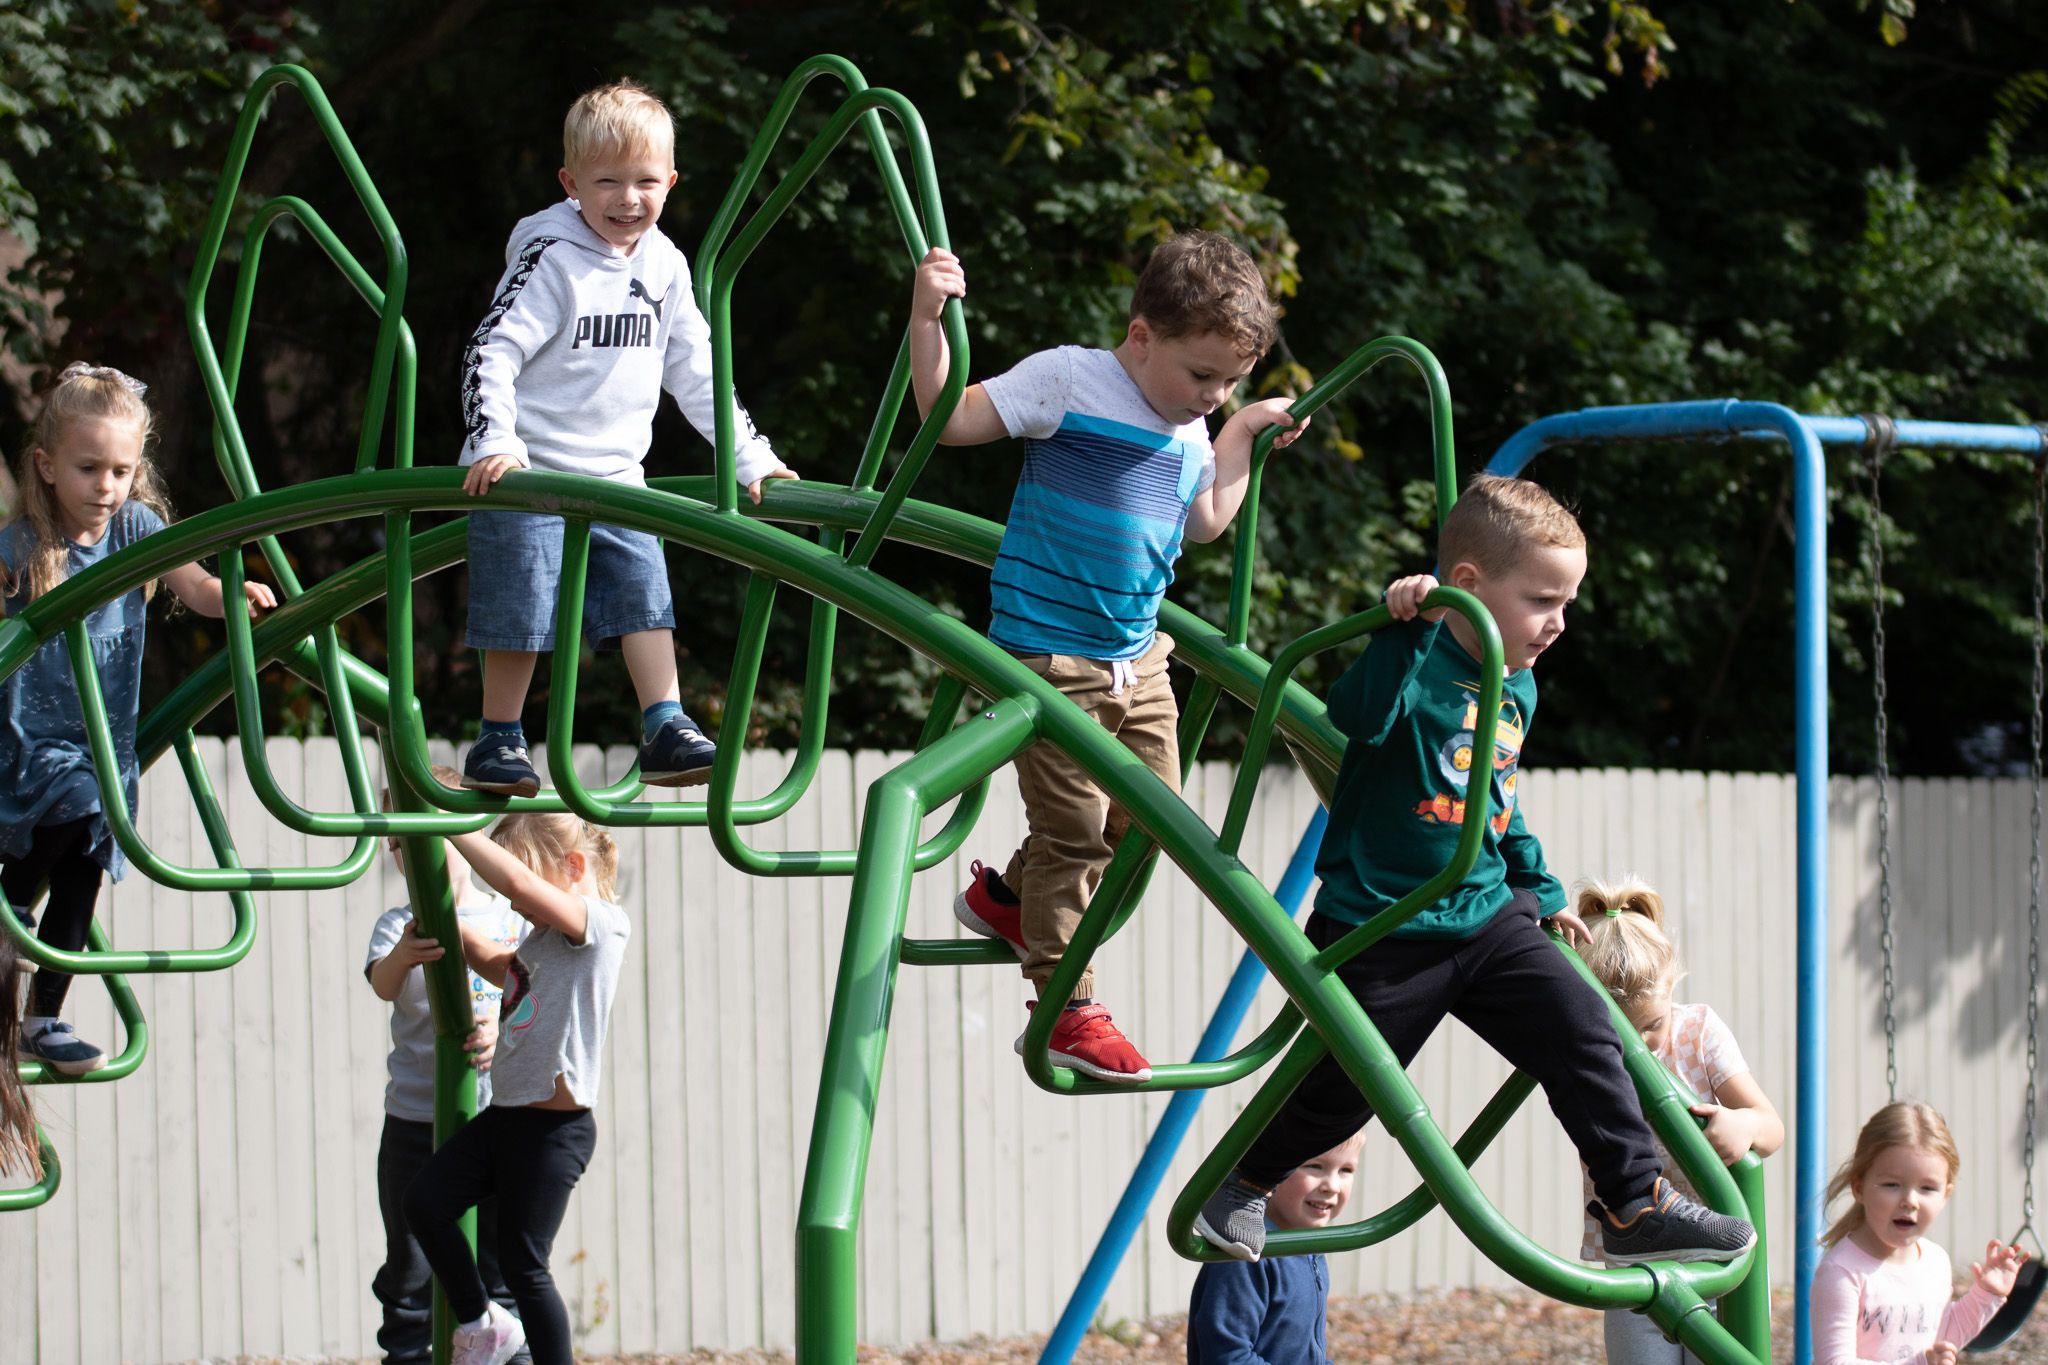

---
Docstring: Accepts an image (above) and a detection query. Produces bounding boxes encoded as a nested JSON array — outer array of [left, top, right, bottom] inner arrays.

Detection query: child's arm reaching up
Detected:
[[161, 560, 277, 619], [907, 247, 1009, 445], [448, 829, 590, 944]]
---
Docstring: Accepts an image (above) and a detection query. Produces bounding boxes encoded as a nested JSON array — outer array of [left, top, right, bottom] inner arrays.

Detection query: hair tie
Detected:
[[56, 361, 148, 398], [1604, 906, 1624, 918]]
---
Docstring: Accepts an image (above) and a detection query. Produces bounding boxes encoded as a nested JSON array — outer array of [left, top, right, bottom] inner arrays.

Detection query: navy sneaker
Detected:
[[640, 714, 717, 788], [22, 1019, 106, 1077], [461, 732, 540, 798]]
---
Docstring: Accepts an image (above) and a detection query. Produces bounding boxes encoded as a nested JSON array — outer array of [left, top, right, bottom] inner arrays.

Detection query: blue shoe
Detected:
[[639, 714, 717, 787], [461, 732, 539, 798], [22, 1019, 106, 1077]]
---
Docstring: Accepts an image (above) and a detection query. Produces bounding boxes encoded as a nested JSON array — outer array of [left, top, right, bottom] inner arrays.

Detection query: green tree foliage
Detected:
[[4, 0, 2046, 774]]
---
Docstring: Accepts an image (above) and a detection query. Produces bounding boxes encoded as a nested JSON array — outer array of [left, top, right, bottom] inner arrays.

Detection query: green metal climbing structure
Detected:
[[0, 57, 1770, 1365]]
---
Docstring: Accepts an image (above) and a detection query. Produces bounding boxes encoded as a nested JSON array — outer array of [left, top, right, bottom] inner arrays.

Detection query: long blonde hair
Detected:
[[1577, 875, 1682, 1010], [1822, 1102, 1960, 1248], [2, 363, 173, 608], [492, 813, 619, 901], [0, 932, 40, 1180]]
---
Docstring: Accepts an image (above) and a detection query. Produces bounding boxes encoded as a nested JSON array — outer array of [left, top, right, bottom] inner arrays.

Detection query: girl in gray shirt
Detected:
[[402, 813, 629, 1365]]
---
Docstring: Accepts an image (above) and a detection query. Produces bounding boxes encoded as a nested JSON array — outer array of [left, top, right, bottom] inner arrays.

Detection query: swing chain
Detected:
[[2025, 453, 2044, 1228], [1865, 419, 1899, 1102]]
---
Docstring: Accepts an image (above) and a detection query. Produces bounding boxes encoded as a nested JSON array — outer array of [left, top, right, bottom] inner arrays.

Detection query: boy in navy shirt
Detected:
[[1188, 1131, 1360, 1363]]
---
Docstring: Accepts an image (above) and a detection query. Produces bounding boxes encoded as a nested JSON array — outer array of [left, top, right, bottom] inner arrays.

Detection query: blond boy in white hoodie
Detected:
[[456, 81, 795, 799]]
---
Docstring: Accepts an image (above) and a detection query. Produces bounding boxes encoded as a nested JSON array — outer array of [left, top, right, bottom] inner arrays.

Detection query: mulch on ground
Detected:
[[434, 1284, 2048, 1363]]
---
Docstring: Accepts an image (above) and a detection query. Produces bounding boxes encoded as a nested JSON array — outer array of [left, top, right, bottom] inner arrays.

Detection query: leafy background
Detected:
[[4, 0, 2046, 776]]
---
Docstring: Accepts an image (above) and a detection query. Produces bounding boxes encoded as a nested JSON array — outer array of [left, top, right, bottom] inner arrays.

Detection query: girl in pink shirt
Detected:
[[1813, 1102, 2026, 1364]]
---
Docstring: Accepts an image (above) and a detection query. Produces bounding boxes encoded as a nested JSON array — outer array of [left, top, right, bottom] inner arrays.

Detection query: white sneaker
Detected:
[[451, 1302, 525, 1365]]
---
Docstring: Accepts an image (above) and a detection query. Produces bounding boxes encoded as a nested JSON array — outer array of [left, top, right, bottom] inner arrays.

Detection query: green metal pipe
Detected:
[[1226, 336, 1457, 647], [381, 731, 480, 1365], [0, 1131, 61, 1213], [796, 697, 1040, 1362], [13, 919, 151, 1081], [61, 623, 375, 892]]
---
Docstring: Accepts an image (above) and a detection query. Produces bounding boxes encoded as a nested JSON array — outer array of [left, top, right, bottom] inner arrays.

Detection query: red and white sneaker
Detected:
[[1016, 1002, 1152, 1083], [953, 859, 1026, 959]]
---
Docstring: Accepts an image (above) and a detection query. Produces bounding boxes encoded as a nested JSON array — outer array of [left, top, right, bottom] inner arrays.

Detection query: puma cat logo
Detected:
[[628, 278, 666, 321]]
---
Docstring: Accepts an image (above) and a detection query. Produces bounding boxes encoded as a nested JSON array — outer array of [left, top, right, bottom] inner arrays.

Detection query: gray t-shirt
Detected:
[[364, 896, 527, 1122], [489, 895, 630, 1109]]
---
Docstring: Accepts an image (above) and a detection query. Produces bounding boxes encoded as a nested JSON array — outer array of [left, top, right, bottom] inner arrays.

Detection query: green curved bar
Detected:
[[218, 543, 467, 837], [63, 623, 375, 892], [0, 1131, 60, 1213], [0, 728, 259, 971], [705, 84, 965, 531], [1228, 336, 1457, 647], [704, 572, 987, 874], [15, 920, 150, 1083], [537, 526, 845, 830], [187, 64, 410, 492]]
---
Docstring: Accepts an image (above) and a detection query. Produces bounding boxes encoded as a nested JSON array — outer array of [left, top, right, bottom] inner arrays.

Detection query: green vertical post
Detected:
[[796, 699, 1039, 1361], [382, 733, 479, 1365]]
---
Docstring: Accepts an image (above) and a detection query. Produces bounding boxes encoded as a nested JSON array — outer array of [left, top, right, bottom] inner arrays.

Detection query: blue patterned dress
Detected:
[[0, 502, 164, 880]]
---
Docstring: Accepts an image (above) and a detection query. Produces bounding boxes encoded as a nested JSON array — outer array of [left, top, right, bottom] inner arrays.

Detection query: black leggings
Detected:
[[0, 817, 104, 1018], [403, 1106, 596, 1364]]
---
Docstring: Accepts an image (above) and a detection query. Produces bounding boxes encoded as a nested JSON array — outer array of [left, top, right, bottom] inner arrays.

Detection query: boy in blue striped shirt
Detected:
[[908, 232, 1306, 1081]]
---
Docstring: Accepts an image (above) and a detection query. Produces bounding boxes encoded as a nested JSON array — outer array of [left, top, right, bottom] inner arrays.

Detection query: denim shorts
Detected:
[[465, 510, 674, 651]]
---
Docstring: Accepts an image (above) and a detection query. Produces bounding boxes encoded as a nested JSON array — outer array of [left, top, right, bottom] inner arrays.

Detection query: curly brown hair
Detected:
[[1128, 230, 1279, 360]]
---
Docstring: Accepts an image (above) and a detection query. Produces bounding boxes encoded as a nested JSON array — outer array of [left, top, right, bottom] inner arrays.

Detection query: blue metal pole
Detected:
[[1488, 399, 1829, 1365], [1041, 807, 1328, 1364]]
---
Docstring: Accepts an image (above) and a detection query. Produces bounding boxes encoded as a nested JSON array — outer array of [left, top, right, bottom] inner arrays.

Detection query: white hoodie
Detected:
[[458, 200, 780, 487]]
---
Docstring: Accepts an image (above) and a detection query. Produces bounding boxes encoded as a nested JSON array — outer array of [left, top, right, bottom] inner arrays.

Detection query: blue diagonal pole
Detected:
[[1041, 807, 1328, 1363]]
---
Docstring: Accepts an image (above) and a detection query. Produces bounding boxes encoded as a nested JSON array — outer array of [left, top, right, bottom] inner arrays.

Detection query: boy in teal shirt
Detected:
[[1196, 475, 1757, 1268]]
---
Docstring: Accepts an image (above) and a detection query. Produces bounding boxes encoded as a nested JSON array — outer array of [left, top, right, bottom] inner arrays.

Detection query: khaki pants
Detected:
[[1002, 632, 1181, 1002]]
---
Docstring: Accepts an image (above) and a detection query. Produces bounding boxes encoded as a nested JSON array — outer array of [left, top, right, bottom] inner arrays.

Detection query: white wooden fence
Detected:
[[0, 742, 2036, 1362]]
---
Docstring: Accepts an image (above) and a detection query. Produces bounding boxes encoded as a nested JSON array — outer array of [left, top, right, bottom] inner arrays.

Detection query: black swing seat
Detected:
[[1966, 1258, 2048, 1353]]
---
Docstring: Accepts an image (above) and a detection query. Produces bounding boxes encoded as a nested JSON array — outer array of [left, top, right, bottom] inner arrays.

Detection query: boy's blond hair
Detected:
[[1129, 230, 1279, 361], [1438, 474, 1585, 578], [563, 80, 674, 170]]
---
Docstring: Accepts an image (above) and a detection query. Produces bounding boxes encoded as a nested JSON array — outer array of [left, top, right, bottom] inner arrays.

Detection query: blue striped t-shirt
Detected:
[[981, 346, 1215, 660]]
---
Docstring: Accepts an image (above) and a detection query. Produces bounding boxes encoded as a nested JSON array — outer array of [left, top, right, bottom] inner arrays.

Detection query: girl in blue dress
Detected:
[[0, 363, 275, 1074]]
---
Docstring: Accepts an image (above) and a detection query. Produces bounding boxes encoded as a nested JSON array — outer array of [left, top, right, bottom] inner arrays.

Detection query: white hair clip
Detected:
[[55, 361, 148, 397]]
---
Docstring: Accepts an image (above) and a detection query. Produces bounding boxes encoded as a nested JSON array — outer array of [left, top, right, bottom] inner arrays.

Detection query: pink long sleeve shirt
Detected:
[[1811, 1238, 2005, 1364]]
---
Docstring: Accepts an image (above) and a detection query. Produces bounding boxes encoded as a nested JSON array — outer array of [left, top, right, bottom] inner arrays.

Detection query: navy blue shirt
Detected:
[[1187, 1253, 1331, 1363]]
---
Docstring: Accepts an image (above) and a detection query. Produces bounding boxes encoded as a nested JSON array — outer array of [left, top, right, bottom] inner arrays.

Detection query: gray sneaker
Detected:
[[1194, 1173, 1272, 1261], [22, 1019, 105, 1077], [1597, 1177, 1757, 1265]]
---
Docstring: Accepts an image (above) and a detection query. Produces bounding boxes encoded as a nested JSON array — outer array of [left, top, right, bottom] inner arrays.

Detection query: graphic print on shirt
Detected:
[[500, 955, 538, 1035], [1860, 1300, 1932, 1339], [461, 236, 561, 451], [627, 277, 667, 322], [1415, 681, 1528, 834]]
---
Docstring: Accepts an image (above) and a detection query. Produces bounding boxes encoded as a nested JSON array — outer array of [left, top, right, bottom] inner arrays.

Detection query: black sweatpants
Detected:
[[1239, 890, 1663, 1211], [0, 817, 105, 1018], [403, 1105, 595, 1365], [373, 1114, 528, 1364]]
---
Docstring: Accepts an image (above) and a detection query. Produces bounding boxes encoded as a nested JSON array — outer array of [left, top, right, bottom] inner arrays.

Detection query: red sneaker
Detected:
[[1016, 1002, 1152, 1083], [953, 859, 1026, 959]]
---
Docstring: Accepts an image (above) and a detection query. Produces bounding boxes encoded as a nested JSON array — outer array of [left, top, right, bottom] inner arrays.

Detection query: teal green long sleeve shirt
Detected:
[[1312, 616, 1566, 938]]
